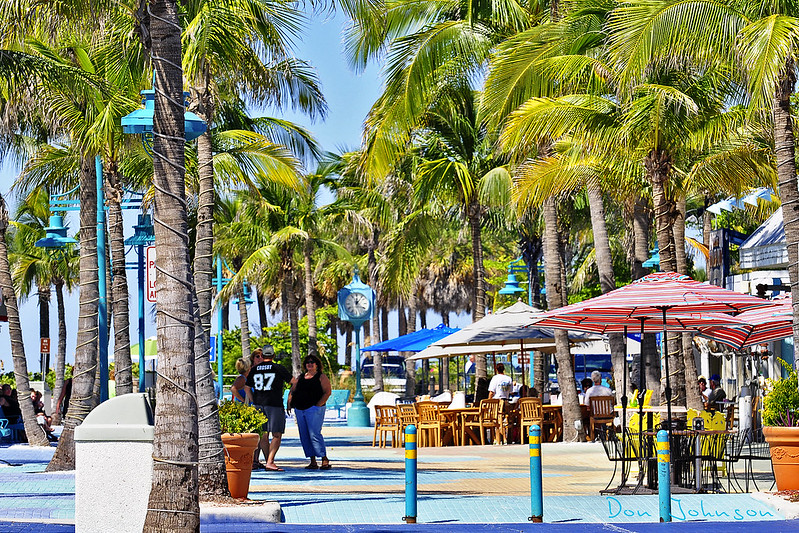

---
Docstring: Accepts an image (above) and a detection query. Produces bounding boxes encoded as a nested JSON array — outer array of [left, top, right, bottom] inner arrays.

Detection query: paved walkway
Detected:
[[1, 419, 797, 532]]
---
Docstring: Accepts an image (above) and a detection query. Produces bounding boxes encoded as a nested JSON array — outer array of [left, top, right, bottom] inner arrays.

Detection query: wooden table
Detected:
[[438, 407, 480, 446]]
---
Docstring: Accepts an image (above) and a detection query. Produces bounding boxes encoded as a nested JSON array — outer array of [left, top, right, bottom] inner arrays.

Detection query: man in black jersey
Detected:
[[245, 345, 293, 471]]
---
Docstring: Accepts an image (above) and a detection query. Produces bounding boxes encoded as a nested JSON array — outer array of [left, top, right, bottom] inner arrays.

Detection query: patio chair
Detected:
[[518, 397, 543, 444], [326, 389, 350, 419], [462, 399, 503, 445], [396, 403, 419, 443], [588, 395, 616, 441], [416, 401, 453, 447], [727, 427, 774, 492], [725, 404, 736, 431], [597, 426, 641, 494], [373, 405, 400, 448]]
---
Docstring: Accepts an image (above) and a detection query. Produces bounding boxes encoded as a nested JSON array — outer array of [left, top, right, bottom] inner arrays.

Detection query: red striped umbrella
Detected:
[[698, 298, 793, 349], [529, 272, 779, 429], [536, 311, 750, 334]]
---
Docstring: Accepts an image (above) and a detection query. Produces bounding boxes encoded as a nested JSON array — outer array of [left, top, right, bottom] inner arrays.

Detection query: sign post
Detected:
[[146, 246, 156, 302]]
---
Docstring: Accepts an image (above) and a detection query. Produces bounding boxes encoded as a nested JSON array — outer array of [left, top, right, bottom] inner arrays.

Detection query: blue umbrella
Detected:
[[362, 324, 460, 353]]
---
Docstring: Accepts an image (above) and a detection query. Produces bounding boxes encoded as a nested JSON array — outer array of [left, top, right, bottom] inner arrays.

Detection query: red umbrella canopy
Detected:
[[698, 298, 793, 349], [534, 311, 751, 334], [530, 272, 777, 328]]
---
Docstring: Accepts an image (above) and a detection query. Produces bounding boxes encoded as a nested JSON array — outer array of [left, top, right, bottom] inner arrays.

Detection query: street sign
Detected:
[[40, 338, 50, 354], [146, 246, 156, 302], [209, 336, 216, 363]]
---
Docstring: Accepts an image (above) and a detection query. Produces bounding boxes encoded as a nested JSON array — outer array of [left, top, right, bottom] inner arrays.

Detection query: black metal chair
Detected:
[[727, 427, 774, 492], [597, 426, 644, 494]]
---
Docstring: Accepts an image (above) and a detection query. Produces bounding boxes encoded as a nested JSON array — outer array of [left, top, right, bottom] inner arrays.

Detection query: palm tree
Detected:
[[142, 0, 199, 528], [0, 194, 49, 446]]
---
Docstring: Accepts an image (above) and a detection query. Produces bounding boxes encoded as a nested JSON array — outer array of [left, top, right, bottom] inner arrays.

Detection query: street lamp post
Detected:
[[124, 214, 155, 392], [36, 181, 154, 401]]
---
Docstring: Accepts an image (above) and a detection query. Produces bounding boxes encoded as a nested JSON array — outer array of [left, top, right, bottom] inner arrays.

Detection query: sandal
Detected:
[[305, 463, 319, 470], [319, 463, 331, 470]]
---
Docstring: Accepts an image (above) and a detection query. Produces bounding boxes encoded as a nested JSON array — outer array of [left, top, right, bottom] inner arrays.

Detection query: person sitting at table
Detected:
[[578, 377, 593, 405], [488, 363, 513, 400], [705, 375, 726, 412], [584, 371, 613, 402], [698, 376, 710, 404]]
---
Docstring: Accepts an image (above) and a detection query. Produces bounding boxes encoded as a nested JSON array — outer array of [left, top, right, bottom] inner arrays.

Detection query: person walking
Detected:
[[288, 354, 332, 470], [245, 346, 292, 471]]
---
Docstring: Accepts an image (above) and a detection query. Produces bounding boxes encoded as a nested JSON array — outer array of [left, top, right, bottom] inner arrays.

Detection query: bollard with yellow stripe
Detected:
[[529, 425, 543, 523], [657, 429, 671, 522], [404, 425, 417, 523]]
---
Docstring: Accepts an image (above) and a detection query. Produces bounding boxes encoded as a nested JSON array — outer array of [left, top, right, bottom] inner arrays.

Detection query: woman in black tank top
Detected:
[[288, 354, 332, 469]]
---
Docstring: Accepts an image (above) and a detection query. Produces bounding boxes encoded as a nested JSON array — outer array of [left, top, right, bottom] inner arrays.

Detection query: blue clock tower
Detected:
[[338, 269, 375, 427]]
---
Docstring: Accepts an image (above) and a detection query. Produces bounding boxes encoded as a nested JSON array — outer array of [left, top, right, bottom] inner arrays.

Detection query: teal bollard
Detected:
[[657, 429, 671, 522], [529, 425, 543, 522], [404, 425, 417, 523]]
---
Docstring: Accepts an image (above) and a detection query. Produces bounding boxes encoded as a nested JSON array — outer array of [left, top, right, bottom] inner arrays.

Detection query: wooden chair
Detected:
[[397, 402, 419, 442], [416, 401, 453, 447], [462, 399, 504, 445], [373, 405, 400, 448], [725, 403, 736, 431], [518, 397, 543, 443], [588, 395, 616, 441]]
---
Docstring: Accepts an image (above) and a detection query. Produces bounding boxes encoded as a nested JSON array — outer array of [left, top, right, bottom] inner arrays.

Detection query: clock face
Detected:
[[344, 292, 370, 319]]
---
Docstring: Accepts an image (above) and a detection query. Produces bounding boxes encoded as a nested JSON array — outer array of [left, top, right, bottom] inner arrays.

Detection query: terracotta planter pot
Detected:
[[763, 426, 799, 491], [221, 433, 260, 499]]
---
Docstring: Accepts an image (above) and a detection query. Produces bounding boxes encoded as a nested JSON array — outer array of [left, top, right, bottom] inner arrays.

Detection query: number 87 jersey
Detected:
[[246, 361, 292, 407]]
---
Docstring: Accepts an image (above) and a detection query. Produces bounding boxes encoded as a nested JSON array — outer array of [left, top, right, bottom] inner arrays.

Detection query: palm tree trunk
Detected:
[[143, 0, 200, 527], [107, 167, 133, 395], [51, 279, 67, 424], [190, 105, 228, 495], [236, 283, 251, 360], [632, 195, 651, 279], [303, 239, 318, 357], [404, 295, 417, 398], [773, 65, 799, 373], [586, 186, 627, 398], [467, 201, 487, 380], [257, 292, 267, 335], [367, 229, 383, 391], [645, 149, 676, 272], [0, 196, 48, 446], [282, 254, 301, 376], [192, 293, 229, 497], [542, 198, 582, 441], [48, 156, 101, 470], [194, 104, 215, 340]]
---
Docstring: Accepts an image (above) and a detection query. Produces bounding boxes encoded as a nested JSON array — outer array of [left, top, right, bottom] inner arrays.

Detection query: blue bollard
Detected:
[[657, 430, 671, 522], [404, 425, 417, 523], [529, 425, 543, 522]]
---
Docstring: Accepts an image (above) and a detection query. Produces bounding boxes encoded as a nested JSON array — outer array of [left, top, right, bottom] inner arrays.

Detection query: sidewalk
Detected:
[[2, 419, 798, 532]]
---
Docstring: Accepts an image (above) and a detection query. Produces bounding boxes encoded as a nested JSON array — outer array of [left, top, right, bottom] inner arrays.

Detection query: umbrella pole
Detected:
[[661, 307, 673, 434], [637, 317, 647, 491]]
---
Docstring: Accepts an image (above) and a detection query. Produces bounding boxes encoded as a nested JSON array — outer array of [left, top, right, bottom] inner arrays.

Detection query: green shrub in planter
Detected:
[[763, 359, 799, 427], [218, 400, 269, 434]]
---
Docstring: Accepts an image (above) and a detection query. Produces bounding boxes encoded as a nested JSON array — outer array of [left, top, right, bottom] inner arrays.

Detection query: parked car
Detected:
[[361, 355, 406, 392]]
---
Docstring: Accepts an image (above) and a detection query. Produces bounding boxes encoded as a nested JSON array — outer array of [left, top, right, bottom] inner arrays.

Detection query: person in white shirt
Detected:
[[583, 370, 613, 402], [488, 363, 513, 399]]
